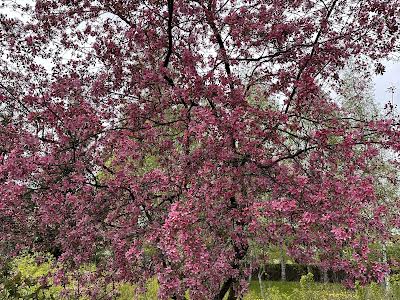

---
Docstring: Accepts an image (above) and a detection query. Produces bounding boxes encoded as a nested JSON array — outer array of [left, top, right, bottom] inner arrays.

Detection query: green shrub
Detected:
[[388, 274, 400, 299], [368, 282, 384, 300], [0, 253, 61, 299], [267, 286, 290, 300], [355, 281, 368, 300], [117, 277, 159, 300]]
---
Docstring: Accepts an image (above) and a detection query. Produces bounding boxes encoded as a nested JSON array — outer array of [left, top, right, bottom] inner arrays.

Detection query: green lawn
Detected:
[[119, 278, 359, 300], [242, 280, 356, 300]]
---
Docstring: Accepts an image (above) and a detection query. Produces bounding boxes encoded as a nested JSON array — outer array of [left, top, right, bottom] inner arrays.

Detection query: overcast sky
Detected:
[[373, 60, 400, 110]]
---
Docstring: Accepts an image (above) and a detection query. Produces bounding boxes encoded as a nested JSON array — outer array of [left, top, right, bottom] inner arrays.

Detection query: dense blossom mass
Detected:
[[1, 0, 400, 299]]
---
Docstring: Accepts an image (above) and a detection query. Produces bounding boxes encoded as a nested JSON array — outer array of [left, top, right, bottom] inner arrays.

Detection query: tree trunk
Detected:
[[322, 268, 329, 284], [333, 271, 338, 283], [280, 244, 286, 281], [258, 267, 267, 300], [214, 278, 241, 300], [227, 286, 237, 300], [214, 278, 234, 300], [382, 243, 390, 293], [248, 263, 252, 282], [213, 197, 248, 300]]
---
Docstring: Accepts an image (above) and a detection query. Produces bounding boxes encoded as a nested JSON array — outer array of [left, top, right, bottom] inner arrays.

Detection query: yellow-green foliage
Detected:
[[118, 282, 136, 299], [118, 278, 158, 300], [3, 256, 400, 300], [1, 253, 61, 299], [264, 287, 290, 300], [140, 154, 159, 175], [280, 273, 357, 300], [244, 278, 358, 300], [1, 254, 105, 300], [115, 276, 400, 300], [300, 272, 314, 289], [295, 272, 316, 300], [388, 274, 400, 299]]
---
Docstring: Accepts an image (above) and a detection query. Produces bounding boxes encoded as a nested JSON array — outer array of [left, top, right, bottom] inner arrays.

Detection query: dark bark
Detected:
[[227, 285, 237, 300], [164, 0, 174, 68], [163, 0, 175, 87], [214, 278, 234, 300]]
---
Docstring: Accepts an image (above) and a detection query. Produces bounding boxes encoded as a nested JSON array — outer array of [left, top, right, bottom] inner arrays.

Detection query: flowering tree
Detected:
[[1, 0, 400, 299]]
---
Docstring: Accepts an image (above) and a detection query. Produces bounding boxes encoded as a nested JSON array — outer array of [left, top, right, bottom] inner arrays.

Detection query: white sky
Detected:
[[373, 61, 400, 110]]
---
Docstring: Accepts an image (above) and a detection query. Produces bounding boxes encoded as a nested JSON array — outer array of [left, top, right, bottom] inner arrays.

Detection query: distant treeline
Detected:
[[255, 264, 398, 283]]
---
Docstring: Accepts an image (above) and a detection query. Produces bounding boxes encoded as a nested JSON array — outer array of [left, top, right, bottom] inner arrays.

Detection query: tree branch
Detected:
[[284, 0, 338, 113]]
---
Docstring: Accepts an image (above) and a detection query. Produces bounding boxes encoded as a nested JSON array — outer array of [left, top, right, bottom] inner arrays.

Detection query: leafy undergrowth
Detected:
[[3, 254, 400, 299]]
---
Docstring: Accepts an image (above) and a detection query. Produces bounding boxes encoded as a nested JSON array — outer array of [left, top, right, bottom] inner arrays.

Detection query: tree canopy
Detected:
[[1, 1, 400, 299]]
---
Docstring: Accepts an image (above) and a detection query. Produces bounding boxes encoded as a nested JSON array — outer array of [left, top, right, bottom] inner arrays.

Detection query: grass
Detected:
[[242, 280, 356, 300]]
